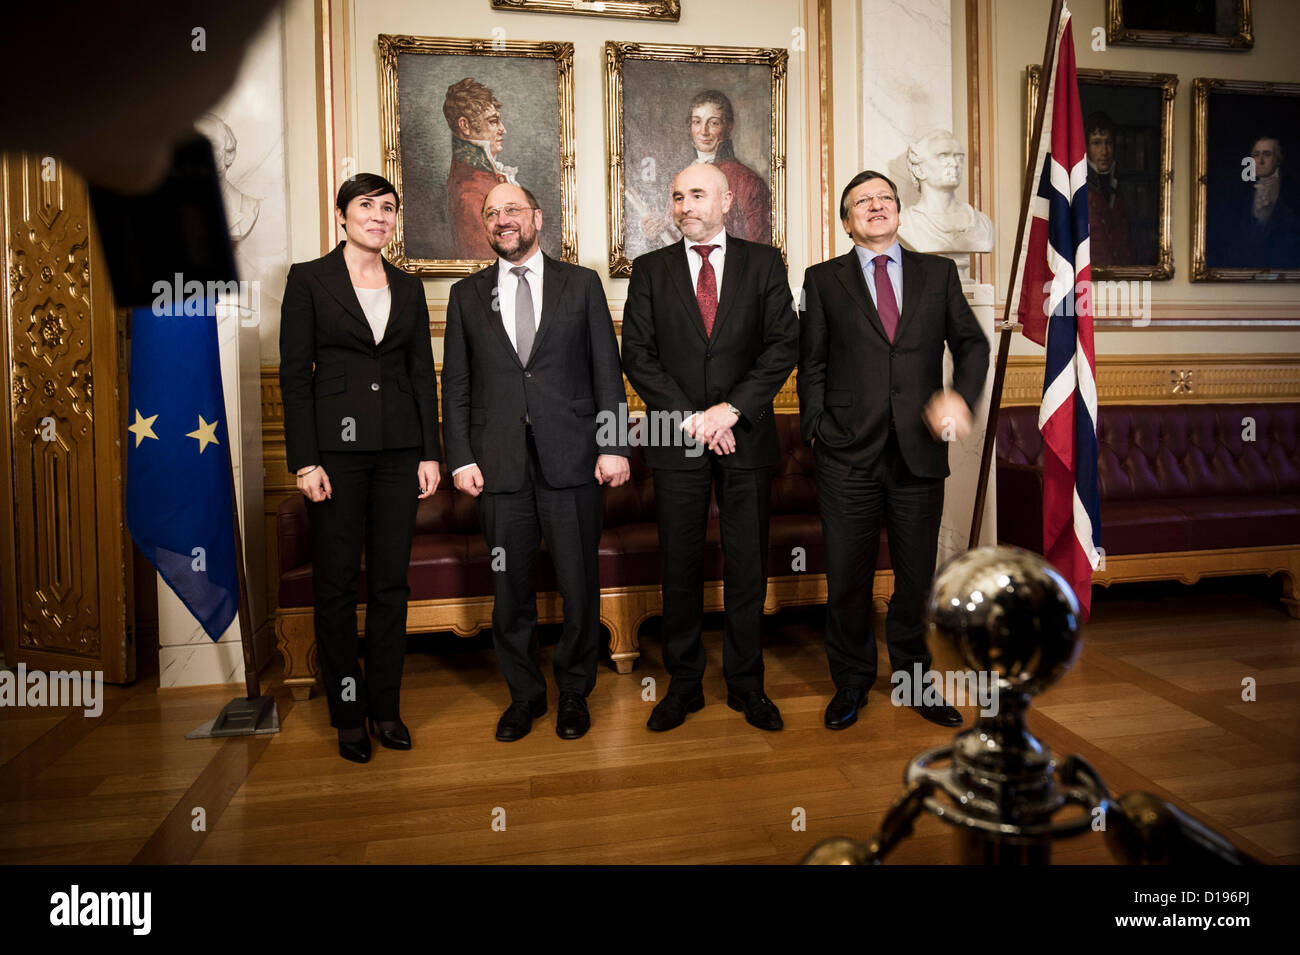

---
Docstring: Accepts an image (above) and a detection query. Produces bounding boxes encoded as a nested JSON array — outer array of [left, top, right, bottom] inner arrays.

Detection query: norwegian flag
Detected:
[[1010, 5, 1101, 620]]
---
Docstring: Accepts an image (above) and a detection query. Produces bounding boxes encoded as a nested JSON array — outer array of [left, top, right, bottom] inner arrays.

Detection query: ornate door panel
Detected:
[[1, 154, 133, 682]]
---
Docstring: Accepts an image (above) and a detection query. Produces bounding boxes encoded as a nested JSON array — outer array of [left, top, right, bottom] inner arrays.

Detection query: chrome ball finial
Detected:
[[926, 545, 1081, 697]]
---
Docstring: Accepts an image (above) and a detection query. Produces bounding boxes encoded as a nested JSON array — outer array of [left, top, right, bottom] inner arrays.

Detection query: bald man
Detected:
[[442, 182, 629, 741], [621, 162, 798, 732]]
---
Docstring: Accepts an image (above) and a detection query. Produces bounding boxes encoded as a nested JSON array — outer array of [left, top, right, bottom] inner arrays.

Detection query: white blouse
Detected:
[[353, 284, 391, 344]]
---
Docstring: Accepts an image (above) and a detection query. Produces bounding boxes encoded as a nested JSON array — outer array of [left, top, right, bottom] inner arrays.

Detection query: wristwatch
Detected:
[[725, 403, 741, 418]]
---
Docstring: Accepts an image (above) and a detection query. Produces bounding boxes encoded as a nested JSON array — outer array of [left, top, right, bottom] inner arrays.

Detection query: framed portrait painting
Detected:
[[1106, 0, 1252, 51], [1026, 66, 1175, 280], [1193, 78, 1300, 281], [377, 34, 577, 277], [604, 41, 787, 277], [489, 0, 680, 20]]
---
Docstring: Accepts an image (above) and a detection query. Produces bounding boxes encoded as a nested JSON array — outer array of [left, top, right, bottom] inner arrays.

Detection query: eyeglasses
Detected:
[[482, 204, 536, 223], [852, 193, 897, 209]]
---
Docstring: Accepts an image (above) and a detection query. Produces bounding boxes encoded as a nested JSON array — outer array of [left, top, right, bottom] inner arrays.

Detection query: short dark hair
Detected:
[[481, 184, 541, 214], [336, 173, 399, 214], [688, 89, 734, 127], [1084, 111, 1115, 140], [839, 170, 899, 219]]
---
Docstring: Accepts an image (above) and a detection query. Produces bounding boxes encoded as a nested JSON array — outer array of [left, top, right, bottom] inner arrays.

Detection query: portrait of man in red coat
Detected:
[[639, 89, 772, 250], [442, 77, 519, 261]]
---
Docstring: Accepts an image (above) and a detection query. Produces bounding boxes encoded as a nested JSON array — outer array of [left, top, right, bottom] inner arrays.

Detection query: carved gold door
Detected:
[[0, 154, 134, 683]]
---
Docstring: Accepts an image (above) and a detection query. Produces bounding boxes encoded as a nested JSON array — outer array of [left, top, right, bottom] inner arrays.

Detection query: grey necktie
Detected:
[[511, 266, 535, 365]]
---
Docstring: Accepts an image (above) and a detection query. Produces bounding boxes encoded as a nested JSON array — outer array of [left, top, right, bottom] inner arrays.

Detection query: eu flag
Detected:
[[126, 299, 238, 641]]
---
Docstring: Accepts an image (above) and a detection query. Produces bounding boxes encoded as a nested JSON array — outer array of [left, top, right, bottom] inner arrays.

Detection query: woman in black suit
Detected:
[[279, 173, 441, 763]]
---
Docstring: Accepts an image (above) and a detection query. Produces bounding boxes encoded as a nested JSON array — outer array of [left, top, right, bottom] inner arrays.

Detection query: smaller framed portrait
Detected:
[[1193, 78, 1300, 281], [1106, 0, 1252, 51], [1026, 66, 1176, 280], [377, 34, 577, 277], [489, 0, 680, 20], [604, 41, 787, 277]]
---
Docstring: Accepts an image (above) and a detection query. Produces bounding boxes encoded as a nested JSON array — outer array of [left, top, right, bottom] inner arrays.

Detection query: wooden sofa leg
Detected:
[[1280, 554, 1300, 620], [602, 588, 661, 674], [275, 610, 318, 701]]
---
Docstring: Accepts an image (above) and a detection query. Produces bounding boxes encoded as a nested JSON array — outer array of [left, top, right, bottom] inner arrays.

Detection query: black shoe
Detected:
[[727, 689, 784, 731], [556, 692, 591, 740], [646, 687, 705, 732], [824, 686, 868, 730], [368, 717, 412, 750], [337, 728, 371, 764], [495, 698, 547, 742], [911, 702, 963, 727]]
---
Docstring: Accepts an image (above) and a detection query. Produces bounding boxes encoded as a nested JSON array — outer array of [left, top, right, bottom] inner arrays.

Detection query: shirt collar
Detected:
[[499, 247, 544, 279], [854, 240, 901, 270], [685, 229, 727, 257]]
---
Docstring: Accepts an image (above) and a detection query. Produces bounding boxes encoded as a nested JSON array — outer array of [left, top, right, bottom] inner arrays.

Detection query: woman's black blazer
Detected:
[[279, 241, 441, 473]]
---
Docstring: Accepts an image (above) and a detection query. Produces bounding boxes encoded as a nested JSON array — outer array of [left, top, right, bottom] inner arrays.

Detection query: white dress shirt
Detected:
[[495, 247, 544, 352], [679, 228, 728, 435], [453, 247, 545, 477], [684, 228, 726, 296]]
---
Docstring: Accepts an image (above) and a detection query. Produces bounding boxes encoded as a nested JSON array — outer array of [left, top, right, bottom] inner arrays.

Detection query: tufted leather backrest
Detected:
[[996, 403, 1300, 500]]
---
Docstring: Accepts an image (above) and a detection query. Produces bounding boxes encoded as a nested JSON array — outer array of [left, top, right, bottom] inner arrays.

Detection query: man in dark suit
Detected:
[[442, 182, 630, 742], [799, 170, 989, 731], [622, 162, 798, 732]]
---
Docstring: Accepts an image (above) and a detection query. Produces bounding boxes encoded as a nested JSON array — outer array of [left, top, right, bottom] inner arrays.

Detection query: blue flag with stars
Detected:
[[126, 301, 238, 641]]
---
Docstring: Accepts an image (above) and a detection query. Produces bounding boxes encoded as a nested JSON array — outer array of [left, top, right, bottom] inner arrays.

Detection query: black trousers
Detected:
[[307, 446, 420, 729], [653, 461, 771, 695], [477, 432, 604, 705], [817, 431, 944, 690]]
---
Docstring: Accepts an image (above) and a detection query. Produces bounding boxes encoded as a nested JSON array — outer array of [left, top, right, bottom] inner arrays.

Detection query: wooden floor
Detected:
[[2, 577, 1297, 865]]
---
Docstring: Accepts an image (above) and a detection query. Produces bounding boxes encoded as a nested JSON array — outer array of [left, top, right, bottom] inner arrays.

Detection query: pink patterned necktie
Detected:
[[873, 253, 899, 341], [693, 244, 719, 337]]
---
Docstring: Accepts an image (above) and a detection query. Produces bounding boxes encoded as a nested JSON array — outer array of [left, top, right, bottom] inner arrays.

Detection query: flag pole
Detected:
[[968, 0, 1066, 550], [188, 310, 278, 739]]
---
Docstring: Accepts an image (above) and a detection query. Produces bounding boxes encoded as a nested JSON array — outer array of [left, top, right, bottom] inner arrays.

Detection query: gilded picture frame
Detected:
[[489, 0, 680, 21], [1192, 77, 1300, 282], [1106, 0, 1252, 51], [377, 34, 577, 277], [604, 41, 787, 277], [1026, 65, 1176, 281]]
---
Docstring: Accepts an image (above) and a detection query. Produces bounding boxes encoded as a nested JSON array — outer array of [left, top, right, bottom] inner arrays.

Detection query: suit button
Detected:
[[705, 354, 712, 361], [370, 382, 379, 391], [524, 372, 533, 379], [890, 350, 897, 359]]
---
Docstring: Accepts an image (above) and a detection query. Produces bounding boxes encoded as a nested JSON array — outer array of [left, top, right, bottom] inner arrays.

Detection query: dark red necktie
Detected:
[[693, 244, 719, 337], [873, 253, 899, 341]]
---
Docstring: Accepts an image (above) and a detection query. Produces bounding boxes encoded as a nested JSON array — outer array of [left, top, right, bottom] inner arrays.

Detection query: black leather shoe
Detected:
[[911, 702, 963, 727], [824, 686, 868, 730], [368, 717, 412, 750], [646, 688, 705, 731], [495, 698, 547, 742], [337, 728, 371, 764], [556, 692, 591, 740], [727, 689, 784, 731]]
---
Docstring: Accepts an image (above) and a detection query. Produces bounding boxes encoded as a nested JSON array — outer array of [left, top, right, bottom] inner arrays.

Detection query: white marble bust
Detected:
[[898, 130, 993, 257]]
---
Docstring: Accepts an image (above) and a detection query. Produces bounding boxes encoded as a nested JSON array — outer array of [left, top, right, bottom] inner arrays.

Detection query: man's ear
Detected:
[[456, 115, 472, 138], [720, 189, 734, 215]]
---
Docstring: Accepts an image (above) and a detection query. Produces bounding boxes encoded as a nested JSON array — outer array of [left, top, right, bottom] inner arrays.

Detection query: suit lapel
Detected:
[[318, 243, 374, 343], [834, 249, 890, 344], [666, 242, 709, 343], [896, 248, 924, 342], [380, 257, 413, 348], [530, 254, 568, 364], [472, 262, 524, 368], [709, 234, 745, 341]]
